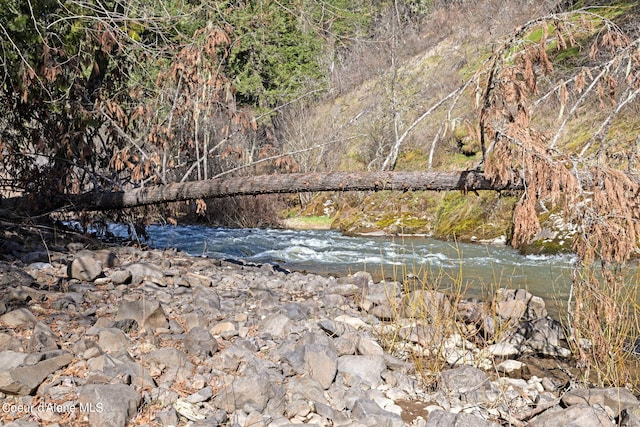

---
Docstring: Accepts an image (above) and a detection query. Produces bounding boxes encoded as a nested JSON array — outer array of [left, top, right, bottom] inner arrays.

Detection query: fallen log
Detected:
[[0, 170, 522, 215]]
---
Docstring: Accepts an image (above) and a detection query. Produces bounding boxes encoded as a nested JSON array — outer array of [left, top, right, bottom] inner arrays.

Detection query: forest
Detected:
[[0, 0, 638, 262]]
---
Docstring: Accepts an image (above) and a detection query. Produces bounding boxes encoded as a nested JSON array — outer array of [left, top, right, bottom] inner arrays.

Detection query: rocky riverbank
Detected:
[[0, 235, 639, 426]]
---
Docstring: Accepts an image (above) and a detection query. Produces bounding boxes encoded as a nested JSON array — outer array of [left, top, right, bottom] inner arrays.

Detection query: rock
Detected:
[[260, 313, 293, 339], [402, 290, 452, 319], [351, 398, 404, 427], [98, 328, 133, 353], [495, 299, 527, 320], [0, 351, 29, 372], [185, 272, 213, 287], [78, 383, 141, 427], [87, 351, 155, 389], [0, 332, 22, 351], [302, 341, 338, 389], [115, 299, 168, 330], [486, 342, 520, 358], [528, 403, 615, 427], [67, 256, 103, 281], [77, 249, 119, 268], [496, 360, 528, 377], [184, 327, 218, 358], [1, 308, 39, 327], [124, 262, 164, 284], [561, 387, 639, 418], [192, 287, 222, 311], [425, 409, 500, 427], [439, 365, 497, 405], [338, 355, 386, 388], [186, 385, 213, 403], [173, 397, 206, 421], [357, 335, 385, 356], [212, 367, 279, 413], [27, 322, 59, 352], [0, 351, 73, 395], [111, 270, 132, 285]]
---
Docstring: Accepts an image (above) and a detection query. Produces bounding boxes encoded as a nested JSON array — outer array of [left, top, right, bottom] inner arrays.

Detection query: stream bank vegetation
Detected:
[[1, 0, 640, 392]]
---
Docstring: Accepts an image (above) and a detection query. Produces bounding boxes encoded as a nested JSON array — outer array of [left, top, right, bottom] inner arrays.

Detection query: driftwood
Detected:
[[1, 170, 521, 215]]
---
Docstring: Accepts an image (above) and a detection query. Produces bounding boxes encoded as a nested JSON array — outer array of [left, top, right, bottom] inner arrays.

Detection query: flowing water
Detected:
[[109, 224, 578, 313]]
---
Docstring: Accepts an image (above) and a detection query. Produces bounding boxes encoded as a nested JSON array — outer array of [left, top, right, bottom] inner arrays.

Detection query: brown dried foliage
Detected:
[[478, 13, 640, 263]]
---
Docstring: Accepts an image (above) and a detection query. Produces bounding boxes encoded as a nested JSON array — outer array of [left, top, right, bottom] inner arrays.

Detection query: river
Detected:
[[107, 224, 577, 313]]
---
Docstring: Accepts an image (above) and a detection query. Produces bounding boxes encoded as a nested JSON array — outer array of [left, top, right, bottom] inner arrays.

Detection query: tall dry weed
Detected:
[[566, 262, 640, 391]]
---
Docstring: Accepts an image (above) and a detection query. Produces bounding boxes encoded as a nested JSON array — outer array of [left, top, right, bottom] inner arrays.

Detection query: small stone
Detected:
[[67, 256, 103, 281], [115, 299, 168, 330], [497, 360, 528, 377], [487, 342, 520, 358], [186, 272, 213, 287], [357, 336, 385, 356], [186, 386, 213, 403], [111, 270, 132, 285], [184, 327, 218, 358], [155, 408, 179, 426], [98, 328, 133, 353], [338, 355, 386, 388], [124, 262, 164, 284], [78, 383, 141, 427], [210, 321, 237, 336], [173, 397, 206, 421], [27, 322, 59, 352]]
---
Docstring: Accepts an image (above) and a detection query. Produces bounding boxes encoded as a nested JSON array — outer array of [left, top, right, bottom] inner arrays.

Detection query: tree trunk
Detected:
[[0, 170, 521, 215]]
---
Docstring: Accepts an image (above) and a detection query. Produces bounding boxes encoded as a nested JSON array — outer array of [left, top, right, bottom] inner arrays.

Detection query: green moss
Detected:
[[520, 238, 572, 255], [432, 192, 516, 241], [396, 149, 430, 170], [376, 214, 398, 229]]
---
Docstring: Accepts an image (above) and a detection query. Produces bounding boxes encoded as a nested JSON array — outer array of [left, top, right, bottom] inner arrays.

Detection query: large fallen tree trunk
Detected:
[[1, 170, 521, 215]]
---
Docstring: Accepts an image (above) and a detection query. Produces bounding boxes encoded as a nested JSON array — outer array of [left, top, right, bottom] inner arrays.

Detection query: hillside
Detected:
[[280, 0, 640, 254]]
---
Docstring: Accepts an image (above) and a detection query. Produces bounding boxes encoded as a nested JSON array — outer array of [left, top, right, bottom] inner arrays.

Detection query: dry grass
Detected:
[[370, 244, 519, 385], [565, 263, 640, 391]]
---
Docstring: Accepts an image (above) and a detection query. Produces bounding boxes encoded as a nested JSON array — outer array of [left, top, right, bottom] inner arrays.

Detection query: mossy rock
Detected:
[[519, 237, 573, 255]]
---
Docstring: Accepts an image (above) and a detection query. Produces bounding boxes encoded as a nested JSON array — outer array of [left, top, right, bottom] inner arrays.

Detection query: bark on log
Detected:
[[0, 170, 522, 215]]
